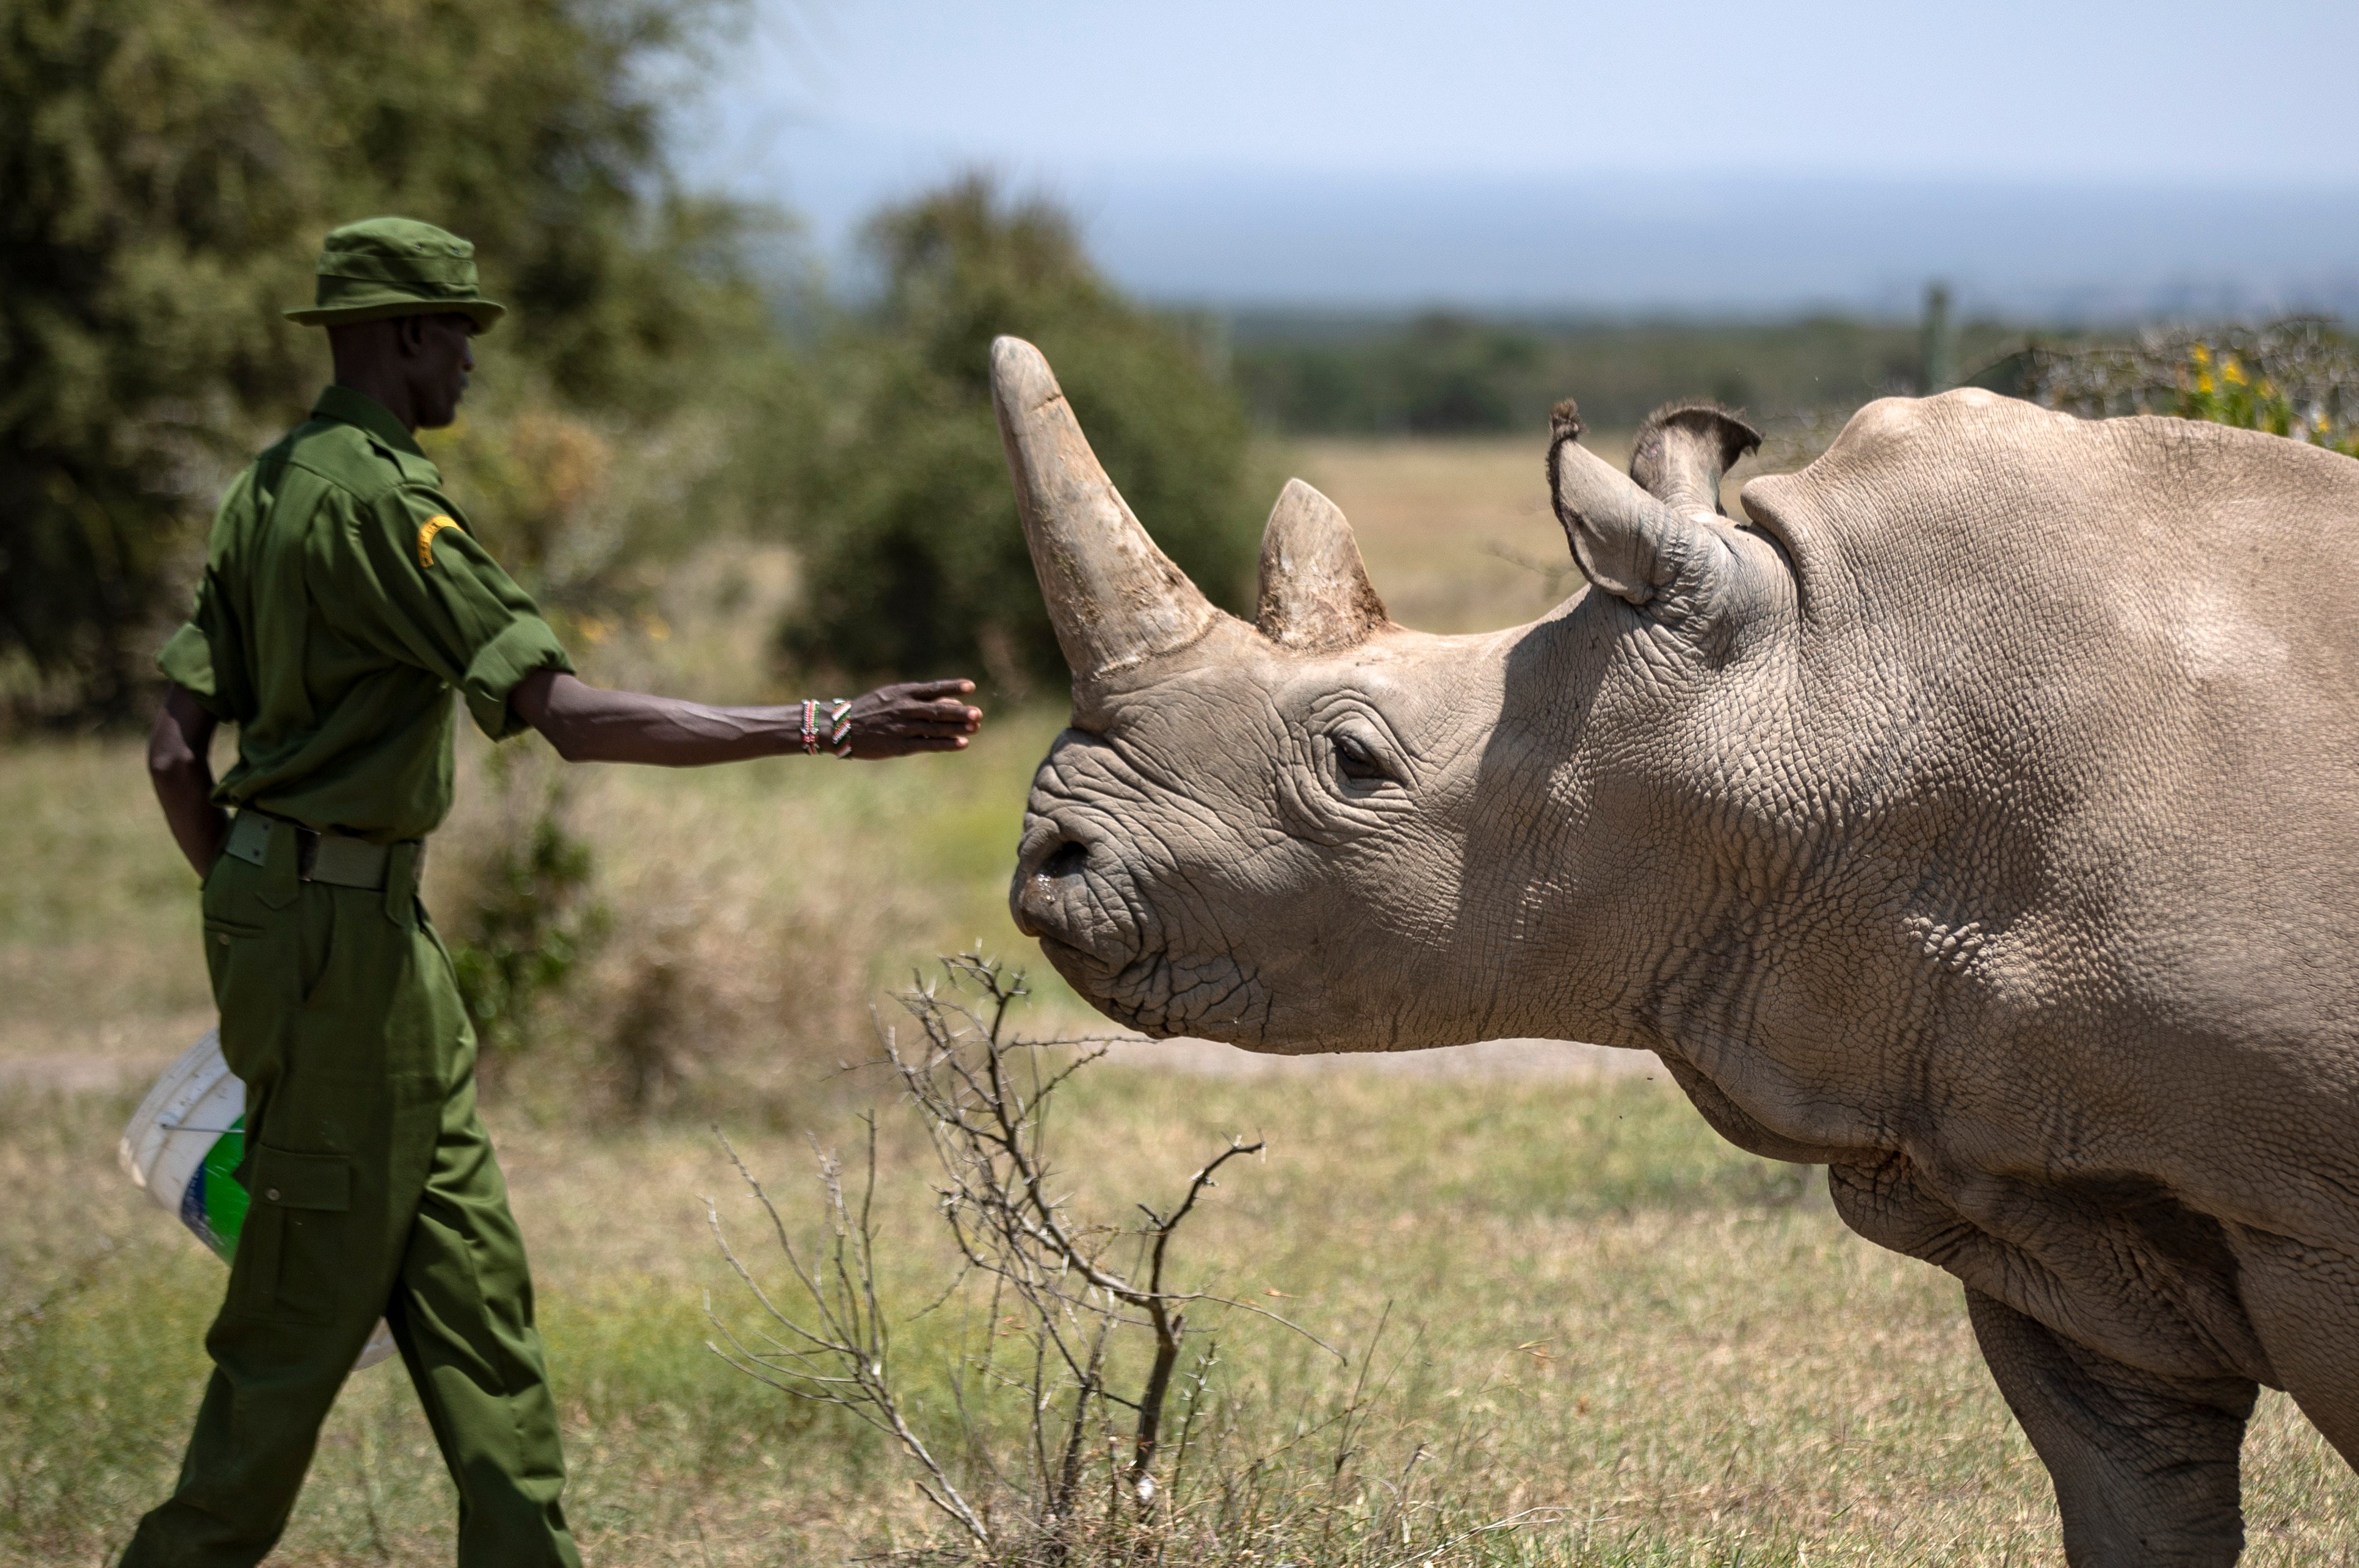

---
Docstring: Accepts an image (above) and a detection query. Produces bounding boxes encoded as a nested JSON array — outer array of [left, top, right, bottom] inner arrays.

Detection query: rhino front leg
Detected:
[[1965, 1288, 2255, 1567]]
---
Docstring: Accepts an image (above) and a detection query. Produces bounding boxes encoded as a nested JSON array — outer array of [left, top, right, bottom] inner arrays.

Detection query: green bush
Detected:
[[778, 176, 1260, 699], [0, 0, 778, 722]]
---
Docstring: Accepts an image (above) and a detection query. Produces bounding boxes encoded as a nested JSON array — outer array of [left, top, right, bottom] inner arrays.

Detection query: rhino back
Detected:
[[1728, 391, 2359, 1241], [1752, 389, 2359, 696]]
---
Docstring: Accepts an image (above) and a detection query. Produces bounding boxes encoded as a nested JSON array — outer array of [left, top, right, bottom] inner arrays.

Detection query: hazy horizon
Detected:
[[685, 1, 2359, 319]]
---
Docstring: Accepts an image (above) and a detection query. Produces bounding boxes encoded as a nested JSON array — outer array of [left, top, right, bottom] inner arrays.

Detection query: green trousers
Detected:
[[122, 822, 581, 1567]]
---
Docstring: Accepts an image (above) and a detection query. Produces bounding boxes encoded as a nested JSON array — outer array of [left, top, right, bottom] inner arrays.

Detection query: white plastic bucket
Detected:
[[121, 1028, 397, 1371]]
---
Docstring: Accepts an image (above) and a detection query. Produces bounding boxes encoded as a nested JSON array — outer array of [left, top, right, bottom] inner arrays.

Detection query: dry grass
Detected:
[[1289, 436, 1571, 636], [0, 739, 216, 1081], [4, 438, 2358, 1564], [12, 1063, 2359, 1565]]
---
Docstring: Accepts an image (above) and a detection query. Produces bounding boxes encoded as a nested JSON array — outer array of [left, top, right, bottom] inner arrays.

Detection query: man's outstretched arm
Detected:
[[508, 670, 982, 766], [150, 684, 228, 878]]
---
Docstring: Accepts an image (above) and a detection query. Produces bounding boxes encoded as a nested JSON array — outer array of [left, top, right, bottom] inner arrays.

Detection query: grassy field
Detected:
[[5, 439, 2358, 1565]]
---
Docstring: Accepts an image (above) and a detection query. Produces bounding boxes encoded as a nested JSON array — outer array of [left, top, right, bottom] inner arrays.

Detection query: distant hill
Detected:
[[754, 147, 2359, 322]]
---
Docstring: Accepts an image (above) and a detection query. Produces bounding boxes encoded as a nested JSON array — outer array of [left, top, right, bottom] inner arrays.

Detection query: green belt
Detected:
[[222, 811, 424, 892]]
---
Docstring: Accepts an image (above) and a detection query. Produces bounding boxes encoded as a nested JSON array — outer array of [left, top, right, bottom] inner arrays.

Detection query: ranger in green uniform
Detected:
[[132, 217, 984, 1568]]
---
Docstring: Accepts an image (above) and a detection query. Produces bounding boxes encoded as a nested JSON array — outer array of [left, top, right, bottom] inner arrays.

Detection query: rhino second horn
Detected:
[[1628, 402, 1762, 517], [1255, 479, 1389, 651], [990, 336, 1220, 681]]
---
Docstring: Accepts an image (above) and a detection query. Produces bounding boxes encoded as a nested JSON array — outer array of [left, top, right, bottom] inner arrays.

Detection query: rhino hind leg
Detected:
[[1966, 1288, 2255, 1567]]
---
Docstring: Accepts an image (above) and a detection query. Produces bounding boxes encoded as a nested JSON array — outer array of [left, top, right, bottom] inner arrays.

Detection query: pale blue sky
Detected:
[[683, 1, 2359, 314]]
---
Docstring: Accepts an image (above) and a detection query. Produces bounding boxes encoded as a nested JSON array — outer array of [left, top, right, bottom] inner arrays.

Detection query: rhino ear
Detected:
[[1547, 399, 1681, 606], [1547, 399, 1781, 645], [1628, 401, 1761, 517], [1255, 479, 1388, 651]]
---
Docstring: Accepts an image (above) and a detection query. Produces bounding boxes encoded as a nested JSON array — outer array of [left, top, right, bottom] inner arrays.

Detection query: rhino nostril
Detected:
[[1014, 839, 1090, 941]]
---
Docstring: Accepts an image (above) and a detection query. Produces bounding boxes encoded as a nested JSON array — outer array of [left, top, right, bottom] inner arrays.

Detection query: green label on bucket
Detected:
[[178, 1118, 248, 1263]]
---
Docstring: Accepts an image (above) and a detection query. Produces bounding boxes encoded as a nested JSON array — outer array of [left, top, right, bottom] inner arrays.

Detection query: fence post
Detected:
[[1920, 282, 1957, 394]]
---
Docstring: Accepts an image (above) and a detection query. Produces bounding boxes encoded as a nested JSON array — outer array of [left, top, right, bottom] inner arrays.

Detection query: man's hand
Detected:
[[510, 670, 982, 767], [149, 684, 226, 879], [836, 679, 983, 759]]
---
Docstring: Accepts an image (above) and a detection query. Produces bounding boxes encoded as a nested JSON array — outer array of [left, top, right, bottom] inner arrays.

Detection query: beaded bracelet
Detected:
[[800, 698, 854, 757]]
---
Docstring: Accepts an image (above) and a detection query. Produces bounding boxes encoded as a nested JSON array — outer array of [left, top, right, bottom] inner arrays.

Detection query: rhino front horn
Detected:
[[991, 336, 1219, 682], [1255, 479, 1388, 651]]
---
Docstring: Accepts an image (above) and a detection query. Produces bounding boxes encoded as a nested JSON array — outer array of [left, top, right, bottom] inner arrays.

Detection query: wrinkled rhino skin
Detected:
[[994, 334, 2359, 1565]]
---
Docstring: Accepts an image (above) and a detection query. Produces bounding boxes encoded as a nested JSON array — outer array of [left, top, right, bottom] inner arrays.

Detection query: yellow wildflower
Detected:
[[2190, 344, 2212, 366], [2197, 372, 2216, 395], [2222, 358, 2247, 387]]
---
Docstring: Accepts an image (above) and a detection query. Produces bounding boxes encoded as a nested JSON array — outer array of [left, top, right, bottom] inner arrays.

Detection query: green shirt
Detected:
[[158, 385, 574, 843]]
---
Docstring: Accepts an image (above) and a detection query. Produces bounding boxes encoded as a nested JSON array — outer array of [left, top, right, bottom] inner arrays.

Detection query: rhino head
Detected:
[[999, 336, 1791, 1053]]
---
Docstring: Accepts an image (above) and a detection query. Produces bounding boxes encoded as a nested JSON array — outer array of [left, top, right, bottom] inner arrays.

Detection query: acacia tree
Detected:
[[0, 0, 770, 721], [778, 176, 1261, 699]]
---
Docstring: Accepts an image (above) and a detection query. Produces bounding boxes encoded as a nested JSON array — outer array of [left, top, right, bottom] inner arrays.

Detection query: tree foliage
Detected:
[[1, 0, 772, 720], [779, 176, 1259, 698], [1229, 312, 2029, 436]]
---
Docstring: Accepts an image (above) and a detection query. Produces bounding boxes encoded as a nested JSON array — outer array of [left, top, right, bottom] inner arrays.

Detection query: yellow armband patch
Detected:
[[416, 515, 460, 568]]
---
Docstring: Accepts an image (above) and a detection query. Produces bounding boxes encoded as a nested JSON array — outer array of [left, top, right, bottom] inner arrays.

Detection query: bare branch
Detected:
[[707, 950, 1343, 1559]]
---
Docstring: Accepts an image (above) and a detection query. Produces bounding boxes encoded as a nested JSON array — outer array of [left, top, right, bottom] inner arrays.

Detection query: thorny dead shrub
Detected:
[[707, 955, 1564, 1566], [2020, 316, 2359, 453]]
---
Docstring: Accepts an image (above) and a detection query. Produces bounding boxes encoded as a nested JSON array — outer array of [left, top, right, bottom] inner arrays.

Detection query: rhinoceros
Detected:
[[991, 334, 2359, 1564]]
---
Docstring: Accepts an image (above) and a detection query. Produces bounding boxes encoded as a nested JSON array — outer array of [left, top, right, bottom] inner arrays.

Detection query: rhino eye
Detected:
[[1332, 731, 1393, 785]]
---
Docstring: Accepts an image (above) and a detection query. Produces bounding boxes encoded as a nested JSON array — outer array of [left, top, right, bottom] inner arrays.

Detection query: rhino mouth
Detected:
[[1041, 940, 1266, 1042], [1011, 828, 1267, 1042]]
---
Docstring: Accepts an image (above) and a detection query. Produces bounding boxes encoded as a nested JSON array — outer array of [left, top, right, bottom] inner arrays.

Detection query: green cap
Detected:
[[284, 216, 506, 332]]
